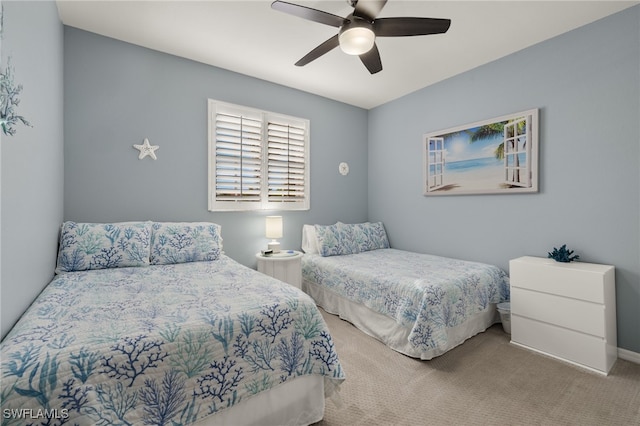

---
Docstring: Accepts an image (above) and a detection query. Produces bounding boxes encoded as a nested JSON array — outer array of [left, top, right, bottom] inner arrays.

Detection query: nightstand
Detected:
[[256, 250, 303, 288]]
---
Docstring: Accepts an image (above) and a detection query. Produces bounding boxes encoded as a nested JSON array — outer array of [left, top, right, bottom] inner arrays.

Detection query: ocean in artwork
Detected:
[[445, 156, 502, 174]]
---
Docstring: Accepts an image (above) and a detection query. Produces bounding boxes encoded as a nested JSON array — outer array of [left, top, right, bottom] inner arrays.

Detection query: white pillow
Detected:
[[301, 224, 319, 254]]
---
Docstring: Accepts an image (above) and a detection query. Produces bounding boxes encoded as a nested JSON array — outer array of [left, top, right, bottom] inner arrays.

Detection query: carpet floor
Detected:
[[315, 309, 640, 426]]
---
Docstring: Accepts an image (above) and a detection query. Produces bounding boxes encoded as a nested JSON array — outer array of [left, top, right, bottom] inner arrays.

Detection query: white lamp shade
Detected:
[[339, 26, 375, 55], [265, 216, 283, 239]]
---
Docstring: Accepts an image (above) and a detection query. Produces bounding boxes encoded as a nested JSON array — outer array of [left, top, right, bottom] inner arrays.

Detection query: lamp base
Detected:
[[268, 241, 281, 253]]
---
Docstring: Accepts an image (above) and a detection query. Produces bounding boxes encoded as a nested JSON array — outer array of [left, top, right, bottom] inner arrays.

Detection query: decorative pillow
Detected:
[[150, 222, 222, 265], [301, 224, 320, 254], [351, 222, 390, 252], [55, 221, 152, 273], [315, 222, 359, 257]]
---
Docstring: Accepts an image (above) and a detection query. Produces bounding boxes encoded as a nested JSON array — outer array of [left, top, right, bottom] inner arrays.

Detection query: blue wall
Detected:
[[368, 7, 640, 353], [0, 1, 64, 338], [3, 3, 639, 355], [63, 27, 369, 268]]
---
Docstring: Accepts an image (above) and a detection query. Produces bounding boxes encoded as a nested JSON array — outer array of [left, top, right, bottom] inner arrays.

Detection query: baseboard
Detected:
[[618, 347, 640, 364]]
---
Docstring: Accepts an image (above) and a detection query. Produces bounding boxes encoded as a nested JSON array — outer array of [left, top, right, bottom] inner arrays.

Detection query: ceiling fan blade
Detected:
[[359, 43, 382, 74], [374, 17, 451, 36], [353, 0, 388, 21], [295, 34, 340, 67], [271, 1, 347, 28]]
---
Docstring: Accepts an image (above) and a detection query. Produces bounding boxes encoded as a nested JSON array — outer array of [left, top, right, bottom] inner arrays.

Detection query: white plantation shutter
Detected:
[[267, 121, 307, 204], [208, 100, 309, 211], [215, 112, 263, 202]]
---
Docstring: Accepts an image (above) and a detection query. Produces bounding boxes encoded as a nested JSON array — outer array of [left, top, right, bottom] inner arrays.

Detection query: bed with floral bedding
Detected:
[[301, 222, 510, 360], [1, 221, 344, 426]]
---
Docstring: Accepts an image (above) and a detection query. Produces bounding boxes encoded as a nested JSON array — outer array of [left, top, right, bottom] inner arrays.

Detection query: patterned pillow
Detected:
[[150, 222, 223, 265], [351, 222, 390, 252], [55, 221, 152, 273], [315, 222, 359, 257]]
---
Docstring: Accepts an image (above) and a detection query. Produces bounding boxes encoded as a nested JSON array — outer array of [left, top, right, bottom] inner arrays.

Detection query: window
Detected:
[[208, 99, 310, 211], [503, 116, 531, 188], [425, 137, 445, 191]]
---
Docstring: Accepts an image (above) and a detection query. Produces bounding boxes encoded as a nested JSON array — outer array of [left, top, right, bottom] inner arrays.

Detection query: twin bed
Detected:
[[301, 222, 510, 360], [1, 222, 344, 426]]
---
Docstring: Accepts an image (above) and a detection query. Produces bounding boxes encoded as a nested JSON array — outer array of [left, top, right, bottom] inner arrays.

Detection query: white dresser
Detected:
[[509, 256, 616, 375]]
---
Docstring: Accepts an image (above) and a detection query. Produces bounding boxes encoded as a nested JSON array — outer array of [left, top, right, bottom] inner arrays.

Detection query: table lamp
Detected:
[[265, 216, 283, 253]]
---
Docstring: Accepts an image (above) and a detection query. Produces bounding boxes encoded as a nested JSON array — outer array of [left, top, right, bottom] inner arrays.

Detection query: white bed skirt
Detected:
[[303, 279, 499, 360], [197, 375, 326, 426]]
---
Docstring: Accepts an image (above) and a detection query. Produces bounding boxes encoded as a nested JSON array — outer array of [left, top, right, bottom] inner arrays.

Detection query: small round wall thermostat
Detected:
[[339, 162, 349, 176]]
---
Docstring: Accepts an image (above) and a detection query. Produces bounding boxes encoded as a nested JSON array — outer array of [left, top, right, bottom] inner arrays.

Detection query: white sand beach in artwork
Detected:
[[437, 166, 506, 192]]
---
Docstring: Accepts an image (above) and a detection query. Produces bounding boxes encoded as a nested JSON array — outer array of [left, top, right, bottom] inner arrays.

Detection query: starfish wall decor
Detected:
[[133, 138, 159, 160]]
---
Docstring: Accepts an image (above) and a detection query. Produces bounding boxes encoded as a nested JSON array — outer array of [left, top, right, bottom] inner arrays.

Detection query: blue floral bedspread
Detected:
[[1, 256, 344, 425], [302, 249, 509, 353]]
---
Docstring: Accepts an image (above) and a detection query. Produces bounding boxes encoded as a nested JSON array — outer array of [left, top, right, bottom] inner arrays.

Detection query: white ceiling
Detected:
[[56, 0, 638, 109]]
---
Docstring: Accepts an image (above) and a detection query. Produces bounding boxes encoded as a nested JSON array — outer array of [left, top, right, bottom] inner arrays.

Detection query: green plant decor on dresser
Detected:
[[548, 244, 580, 263]]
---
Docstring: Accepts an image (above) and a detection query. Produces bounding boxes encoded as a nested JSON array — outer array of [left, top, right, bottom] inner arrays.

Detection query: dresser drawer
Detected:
[[511, 315, 614, 373], [511, 287, 607, 337], [510, 256, 613, 303]]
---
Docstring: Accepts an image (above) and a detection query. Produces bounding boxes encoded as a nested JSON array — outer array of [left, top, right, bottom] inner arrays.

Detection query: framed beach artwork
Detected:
[[423, 109, 539, 196]]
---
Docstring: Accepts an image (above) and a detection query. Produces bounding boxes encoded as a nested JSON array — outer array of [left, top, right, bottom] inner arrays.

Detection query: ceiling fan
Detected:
[[271, 0, 451, 74]]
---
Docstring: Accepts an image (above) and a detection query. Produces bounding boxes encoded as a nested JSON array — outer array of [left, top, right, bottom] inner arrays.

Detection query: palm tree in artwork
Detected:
[[469, 122, 504, 159], [467, 118, 526, 184]]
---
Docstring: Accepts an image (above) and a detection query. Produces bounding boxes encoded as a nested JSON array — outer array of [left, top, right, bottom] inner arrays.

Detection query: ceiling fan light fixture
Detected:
[[271, 0, 451, 74], [339, 22, 375, 55]]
